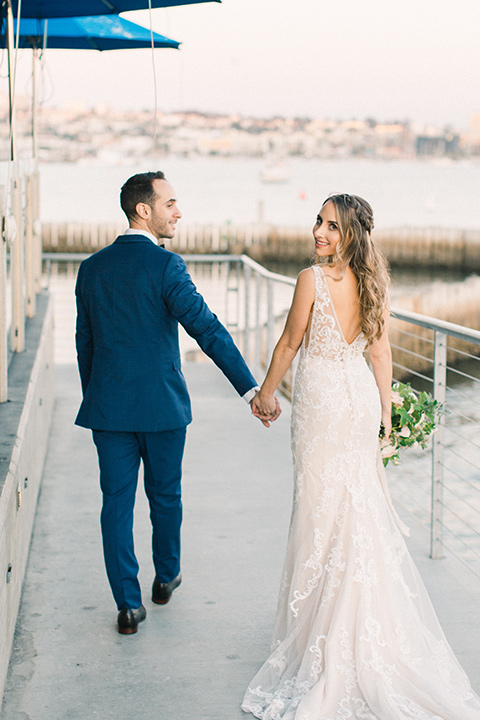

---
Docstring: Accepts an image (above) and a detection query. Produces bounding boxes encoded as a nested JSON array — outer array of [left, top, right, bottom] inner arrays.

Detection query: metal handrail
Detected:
[[41, 252, 480, 347], [391, 308, 480, 345], [42, 252, 480, 571]]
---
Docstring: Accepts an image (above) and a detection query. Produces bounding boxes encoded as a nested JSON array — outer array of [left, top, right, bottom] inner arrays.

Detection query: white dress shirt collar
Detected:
[[124, 228, 159, 245]]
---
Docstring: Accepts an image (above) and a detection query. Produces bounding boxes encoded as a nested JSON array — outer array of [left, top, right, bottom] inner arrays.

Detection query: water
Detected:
[[30, 157, 480, 229], [3, 153, 480, 568], [27, 156, 478, 301]]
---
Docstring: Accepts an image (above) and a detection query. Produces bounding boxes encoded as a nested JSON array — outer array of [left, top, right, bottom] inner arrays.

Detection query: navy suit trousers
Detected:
[[92, 428, 187, 610]]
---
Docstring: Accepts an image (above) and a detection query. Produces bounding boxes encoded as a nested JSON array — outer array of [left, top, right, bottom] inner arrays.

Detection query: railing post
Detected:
[[235, 261, 241, 331], [243, 263, 251, 363], [267, 277, 274, 363], [25, 174, 36, 318], [0, 185, 8, 402], [225, 260, 230, 325], [431, 330, 447, 559], [255, 271, 262, 372], [33, 169, 42, 294], [11, 176, 25, 352]]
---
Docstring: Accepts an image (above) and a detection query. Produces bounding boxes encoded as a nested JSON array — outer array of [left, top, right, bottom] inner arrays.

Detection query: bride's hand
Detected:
[[251, 392, 281, 428], [381, 410, 392, 439], [252, 391, 277, 416]]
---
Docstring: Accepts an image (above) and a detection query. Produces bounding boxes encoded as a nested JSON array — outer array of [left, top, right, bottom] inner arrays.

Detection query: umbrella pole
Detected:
[[0, 186, 7, 402], [5, 1, 25, 351], [29, 50, 40, 301], [5, 0, 16, 162], [32, 48, 38, 160], [25, 173, 36, 318], [24, 53, 38, 318], [10, 174, 25, 352]]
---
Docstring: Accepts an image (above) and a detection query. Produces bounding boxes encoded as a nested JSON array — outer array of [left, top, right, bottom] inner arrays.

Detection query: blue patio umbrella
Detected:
[[10, 15, 180, 50], [0, 14, 181, 156], [7, 0, 220, 17], [2, 0, 220, 159]]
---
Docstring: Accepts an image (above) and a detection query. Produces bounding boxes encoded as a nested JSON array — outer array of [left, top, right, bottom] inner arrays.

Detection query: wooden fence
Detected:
[[41, 222, 264, 255], [375, 227, 480, 271], [41, 222, 480, 272]]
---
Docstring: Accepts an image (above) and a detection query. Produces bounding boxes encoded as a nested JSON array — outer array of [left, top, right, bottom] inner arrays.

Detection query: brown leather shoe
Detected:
[[152, 573, 182, 605], [117, 605, 146, 635]]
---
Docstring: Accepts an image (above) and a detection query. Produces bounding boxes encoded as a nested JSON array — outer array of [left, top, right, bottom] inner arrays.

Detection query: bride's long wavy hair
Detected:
[[315, 193, 390, 344]]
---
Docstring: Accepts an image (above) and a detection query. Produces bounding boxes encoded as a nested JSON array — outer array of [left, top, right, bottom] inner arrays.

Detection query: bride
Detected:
[[243, 194, 480, 719]]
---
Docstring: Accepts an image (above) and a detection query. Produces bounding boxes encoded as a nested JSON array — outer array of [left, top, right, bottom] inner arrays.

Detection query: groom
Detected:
[[75, 171, 279, 634]]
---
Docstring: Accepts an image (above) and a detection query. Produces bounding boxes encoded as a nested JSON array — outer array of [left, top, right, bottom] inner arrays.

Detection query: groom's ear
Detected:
[[135, 201, 150, 220]]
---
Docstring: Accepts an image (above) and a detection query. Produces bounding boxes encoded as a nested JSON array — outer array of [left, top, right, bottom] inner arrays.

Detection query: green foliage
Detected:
[[380, 382, 444, 467]]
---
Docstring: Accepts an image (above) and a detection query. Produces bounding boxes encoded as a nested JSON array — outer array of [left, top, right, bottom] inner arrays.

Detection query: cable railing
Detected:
[[388, 308, 480, 573], [41, 252, 480, 577]]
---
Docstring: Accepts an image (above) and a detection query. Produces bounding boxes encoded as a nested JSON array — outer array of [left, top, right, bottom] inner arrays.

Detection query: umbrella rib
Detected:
[[87, 38, 102, 51], [99, 0, 117, 11]]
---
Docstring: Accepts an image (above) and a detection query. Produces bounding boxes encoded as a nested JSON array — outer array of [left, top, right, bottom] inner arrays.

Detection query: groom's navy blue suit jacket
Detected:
[[75, 233, 256, 431]]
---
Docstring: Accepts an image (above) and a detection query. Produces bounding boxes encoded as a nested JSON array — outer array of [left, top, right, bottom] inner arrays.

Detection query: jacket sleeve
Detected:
[[75, 263, 93, 396], [163, 253, 257, 397]]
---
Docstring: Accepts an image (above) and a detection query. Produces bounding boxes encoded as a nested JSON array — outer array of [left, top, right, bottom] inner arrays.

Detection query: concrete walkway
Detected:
[[2, 361, 480, 720]]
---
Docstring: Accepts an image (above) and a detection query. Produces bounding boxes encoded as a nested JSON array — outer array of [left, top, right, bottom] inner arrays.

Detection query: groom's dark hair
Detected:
[[120, 171, 166, 221]]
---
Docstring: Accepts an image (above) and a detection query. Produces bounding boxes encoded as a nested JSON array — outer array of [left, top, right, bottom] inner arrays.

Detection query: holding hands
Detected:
[[251, 392, 282, 428]]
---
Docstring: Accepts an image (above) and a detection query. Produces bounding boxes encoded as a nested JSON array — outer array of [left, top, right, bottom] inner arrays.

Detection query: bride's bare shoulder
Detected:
[[297, 266, 315, 288], [292, 267, 315, 303], [296, 266, 314, 279]]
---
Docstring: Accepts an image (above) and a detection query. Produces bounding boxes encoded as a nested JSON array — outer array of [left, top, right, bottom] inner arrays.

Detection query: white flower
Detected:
[[399, 426, 411, 438], [391, 390, 403, 406], [381, 442, 397, 459], [415, 413, 427, 428]]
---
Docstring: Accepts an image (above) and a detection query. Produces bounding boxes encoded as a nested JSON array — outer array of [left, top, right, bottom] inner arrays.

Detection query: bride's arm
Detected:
[[253, 268, 315, 416], [367, 300, 393, 437]]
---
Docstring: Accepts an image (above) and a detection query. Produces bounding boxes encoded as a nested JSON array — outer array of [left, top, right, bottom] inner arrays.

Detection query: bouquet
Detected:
[[380, 381, 444, 467]]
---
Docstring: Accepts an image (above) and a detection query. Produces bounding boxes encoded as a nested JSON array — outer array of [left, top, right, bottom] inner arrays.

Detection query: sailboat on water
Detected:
[[260, 157, 290, 183]]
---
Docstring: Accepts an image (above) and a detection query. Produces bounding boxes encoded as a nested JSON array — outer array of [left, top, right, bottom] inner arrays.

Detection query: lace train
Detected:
[[242, 266, 480, 719]]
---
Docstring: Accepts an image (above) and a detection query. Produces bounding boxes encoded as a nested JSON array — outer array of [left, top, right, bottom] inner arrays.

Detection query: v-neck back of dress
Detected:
[[303, 265, 366, 361]]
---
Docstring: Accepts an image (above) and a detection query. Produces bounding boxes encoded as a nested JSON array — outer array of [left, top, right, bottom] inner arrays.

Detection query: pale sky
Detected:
[[2, 0, 480, 127]]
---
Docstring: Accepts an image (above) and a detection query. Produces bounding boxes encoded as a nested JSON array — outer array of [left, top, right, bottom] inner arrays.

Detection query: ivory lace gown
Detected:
[[242, 265, 480, 720]]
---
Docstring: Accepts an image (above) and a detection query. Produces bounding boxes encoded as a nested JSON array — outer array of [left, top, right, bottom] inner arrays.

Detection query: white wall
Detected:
[[0, 294, 54, 707]]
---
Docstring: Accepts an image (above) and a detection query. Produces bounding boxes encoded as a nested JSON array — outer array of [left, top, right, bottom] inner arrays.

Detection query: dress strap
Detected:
[[312, 264, 326, 299]]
